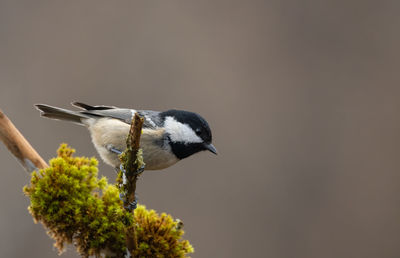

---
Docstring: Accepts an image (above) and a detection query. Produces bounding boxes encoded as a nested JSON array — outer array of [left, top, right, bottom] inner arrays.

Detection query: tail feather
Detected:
[[35, 104, 89, 124]]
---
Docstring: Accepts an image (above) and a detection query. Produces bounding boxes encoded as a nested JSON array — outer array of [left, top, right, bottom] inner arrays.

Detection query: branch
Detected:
[[119, 113, 145, 255], [1, 110, 194, 257], [0, 110, 48, 171], [125, 113, 144, 204]]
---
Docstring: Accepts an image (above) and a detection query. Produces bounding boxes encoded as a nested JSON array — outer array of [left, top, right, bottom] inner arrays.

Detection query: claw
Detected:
[[135, 165, 145, 176], [118, 164, 127, 184], [126, 198, 137, 211], [119, 192, 138, 211], [119, 163, 145, 177]]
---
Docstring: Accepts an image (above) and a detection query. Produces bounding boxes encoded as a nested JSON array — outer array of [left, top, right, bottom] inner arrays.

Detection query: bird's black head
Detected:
[[161, 109, 217, 160]]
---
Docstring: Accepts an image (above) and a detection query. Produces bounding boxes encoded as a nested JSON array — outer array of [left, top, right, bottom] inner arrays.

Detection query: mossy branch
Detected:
[[119, 113, 145, 255], [122, 113, 144, 209], [1, 110, 194, 257]]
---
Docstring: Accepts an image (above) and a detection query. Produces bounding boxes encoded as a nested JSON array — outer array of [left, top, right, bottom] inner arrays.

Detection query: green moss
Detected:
[[24, 144, 132, 257], [23, 144, 193, 258], [132, 205, 194, 257]]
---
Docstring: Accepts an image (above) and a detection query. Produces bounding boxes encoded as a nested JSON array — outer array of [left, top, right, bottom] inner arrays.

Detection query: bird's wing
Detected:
[[72, 102, 116, 110], [72, 102, 163, 128], [137, 110, 164, 128]]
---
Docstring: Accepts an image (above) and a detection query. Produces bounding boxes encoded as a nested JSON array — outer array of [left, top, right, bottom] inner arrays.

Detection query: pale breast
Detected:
[[85, 118, 178, 170], [140, 129, 179, 170]]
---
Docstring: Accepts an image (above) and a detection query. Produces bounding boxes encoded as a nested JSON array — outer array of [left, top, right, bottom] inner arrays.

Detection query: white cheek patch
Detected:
[[164, 116, 203, 144]]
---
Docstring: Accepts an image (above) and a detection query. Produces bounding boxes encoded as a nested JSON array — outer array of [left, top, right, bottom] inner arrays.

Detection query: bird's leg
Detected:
[[107, 144, 144, 211], [107, 143, 145, 177], [107, 144, 125, 175], [119, 192, 138, 211], [106, 144, 123, 155], [117, 163, 145, 177], [115, 164, 137, 211], [116, 163, 140, 211]]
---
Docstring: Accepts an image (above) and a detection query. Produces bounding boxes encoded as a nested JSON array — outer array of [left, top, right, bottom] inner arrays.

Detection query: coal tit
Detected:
[[35, 102, 217, 170]]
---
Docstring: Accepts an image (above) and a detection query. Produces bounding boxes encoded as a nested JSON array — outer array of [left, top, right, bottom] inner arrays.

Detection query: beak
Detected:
[[204, 143, 218, 155]]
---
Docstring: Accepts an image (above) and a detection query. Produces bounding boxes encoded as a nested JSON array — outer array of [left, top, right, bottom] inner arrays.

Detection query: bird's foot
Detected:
[[136, 164, 145, 176], [119, 164, 128, 184], [119, 192, 138, 212], [118, 163, 145, 177], [116, 164, 145, 185]]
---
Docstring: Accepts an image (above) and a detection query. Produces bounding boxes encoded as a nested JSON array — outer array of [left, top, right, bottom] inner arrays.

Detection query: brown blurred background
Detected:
[[1, 1, 400, 257]]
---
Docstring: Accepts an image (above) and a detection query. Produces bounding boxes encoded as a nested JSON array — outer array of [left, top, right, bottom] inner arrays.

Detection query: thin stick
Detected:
[[121, 113, 144, 254], [0, 110, 48, 171], [125, 113, 144, 206]]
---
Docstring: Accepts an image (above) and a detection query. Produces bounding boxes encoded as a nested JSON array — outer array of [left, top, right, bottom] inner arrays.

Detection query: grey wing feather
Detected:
[[81, 109, 135, 124], [84, 109, 164, 128], [74, 102, 164, 128], [73, 102, 164, 128], [72, 102, 135, 123], [137, 110, 164, 128], [72, 102, 116, 110], [37, 102, 163, 128]]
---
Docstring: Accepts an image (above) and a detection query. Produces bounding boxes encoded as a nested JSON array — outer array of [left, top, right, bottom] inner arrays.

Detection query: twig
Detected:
[[125, 113, 144, 205], [0, 110, 48, 171], [120, 113, 144, 255]]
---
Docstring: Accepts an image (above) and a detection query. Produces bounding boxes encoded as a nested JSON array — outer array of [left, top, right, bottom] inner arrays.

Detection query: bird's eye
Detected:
[[195, 128, 202, 136]]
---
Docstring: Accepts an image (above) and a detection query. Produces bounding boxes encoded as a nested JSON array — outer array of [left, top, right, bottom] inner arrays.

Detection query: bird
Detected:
[[35, 102, 217, 171]]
